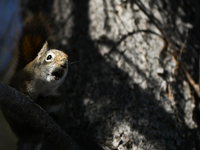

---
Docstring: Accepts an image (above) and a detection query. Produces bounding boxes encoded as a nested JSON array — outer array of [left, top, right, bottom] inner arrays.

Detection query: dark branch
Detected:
[[0, 83, 82, 150]]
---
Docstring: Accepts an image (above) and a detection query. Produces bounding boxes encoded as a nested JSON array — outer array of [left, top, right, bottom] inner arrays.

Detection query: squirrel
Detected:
[[1, 14, 68, 148]]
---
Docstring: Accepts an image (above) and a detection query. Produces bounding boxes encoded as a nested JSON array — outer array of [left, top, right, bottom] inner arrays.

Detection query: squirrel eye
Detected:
[[47, 55, 52, 60]]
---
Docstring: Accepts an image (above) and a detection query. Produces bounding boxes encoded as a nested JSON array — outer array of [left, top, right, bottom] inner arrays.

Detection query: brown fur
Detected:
[[17, 14, 53, 71]]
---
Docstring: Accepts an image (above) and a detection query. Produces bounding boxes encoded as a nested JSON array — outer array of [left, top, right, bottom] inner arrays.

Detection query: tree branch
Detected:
[[0, 83, 82, 150]]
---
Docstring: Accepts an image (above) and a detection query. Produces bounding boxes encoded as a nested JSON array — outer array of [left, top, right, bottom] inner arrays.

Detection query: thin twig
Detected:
[[133, 0, 179, 53], [180, 62, 200, 97], [177, 39, 187, 62], [105, 29, 162, 56]]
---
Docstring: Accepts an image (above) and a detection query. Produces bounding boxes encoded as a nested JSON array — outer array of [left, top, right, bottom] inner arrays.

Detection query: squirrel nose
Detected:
[[61, 63, 67, 69]]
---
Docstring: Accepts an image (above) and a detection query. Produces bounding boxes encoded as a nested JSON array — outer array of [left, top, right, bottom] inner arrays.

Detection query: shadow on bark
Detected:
[[63, 0, 198, 149]]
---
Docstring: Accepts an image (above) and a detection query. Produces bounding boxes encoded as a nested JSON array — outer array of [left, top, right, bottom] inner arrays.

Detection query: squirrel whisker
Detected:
[[69, 61, 87, 65]]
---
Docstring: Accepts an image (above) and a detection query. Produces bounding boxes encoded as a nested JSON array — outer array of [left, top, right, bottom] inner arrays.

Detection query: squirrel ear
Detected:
[[37, 41, 48, 60]]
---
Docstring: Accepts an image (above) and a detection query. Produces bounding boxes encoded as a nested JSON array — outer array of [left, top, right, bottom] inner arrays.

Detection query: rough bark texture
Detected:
[[6, 0, 200, 149]]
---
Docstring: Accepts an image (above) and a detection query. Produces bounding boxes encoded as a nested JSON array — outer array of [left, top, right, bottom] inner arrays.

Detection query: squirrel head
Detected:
[[35, 41, 68, 85]]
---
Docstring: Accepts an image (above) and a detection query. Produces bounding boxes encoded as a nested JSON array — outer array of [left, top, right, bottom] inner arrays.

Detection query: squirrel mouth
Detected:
[[51, 69, 64, 80]]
